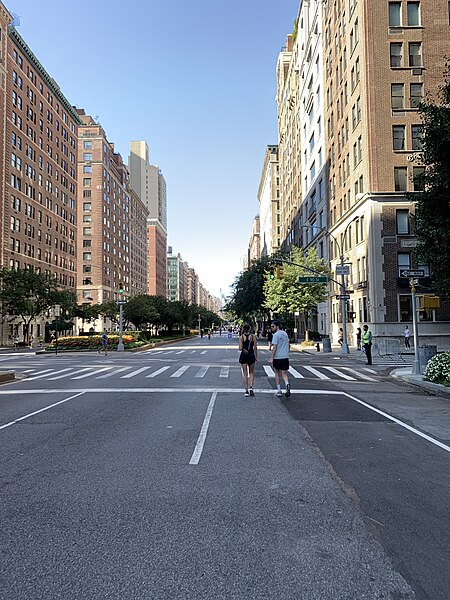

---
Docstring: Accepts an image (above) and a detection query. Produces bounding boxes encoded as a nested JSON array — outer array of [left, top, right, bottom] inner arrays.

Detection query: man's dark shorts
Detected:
[[273, 358, 289, 371]]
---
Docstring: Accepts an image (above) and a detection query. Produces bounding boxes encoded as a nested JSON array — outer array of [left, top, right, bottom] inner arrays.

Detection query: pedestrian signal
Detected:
[[268, 268, 275, 280]]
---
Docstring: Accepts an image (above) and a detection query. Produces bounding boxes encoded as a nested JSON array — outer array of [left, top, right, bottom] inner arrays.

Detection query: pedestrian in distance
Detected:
[[267, 328, 273, 350], [404, 325, 411, 349], [338, 328, 344, 347], [362, 324, 373, 365], [13, 334, 19, 351], [99, 329, 108, 355], [238, 324, 257, 397], [269, 320, 291, 398], [356, 327, 362, 350]]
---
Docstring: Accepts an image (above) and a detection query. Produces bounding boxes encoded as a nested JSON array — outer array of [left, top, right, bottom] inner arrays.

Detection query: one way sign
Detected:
[[401, 269, 425, 278]]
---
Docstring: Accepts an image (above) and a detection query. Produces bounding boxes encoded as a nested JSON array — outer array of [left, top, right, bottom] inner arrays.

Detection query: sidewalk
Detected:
[[290, 342, 450, 399]]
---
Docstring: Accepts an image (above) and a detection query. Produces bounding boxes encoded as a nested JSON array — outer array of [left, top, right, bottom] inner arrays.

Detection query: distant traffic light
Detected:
[[276, 266, 284, 279], [118, 283, 124, 295], [268, 268, 275, 280]]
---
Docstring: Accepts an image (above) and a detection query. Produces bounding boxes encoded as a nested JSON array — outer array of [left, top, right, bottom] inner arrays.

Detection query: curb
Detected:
[[390, 370, 450, 399], [0, 370, 16, 383]]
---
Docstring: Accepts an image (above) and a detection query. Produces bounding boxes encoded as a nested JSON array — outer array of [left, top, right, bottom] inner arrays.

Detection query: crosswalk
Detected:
[[19, 363, 378, 383]]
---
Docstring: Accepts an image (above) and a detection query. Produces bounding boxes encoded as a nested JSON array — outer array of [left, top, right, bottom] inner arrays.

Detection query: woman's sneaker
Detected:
[[285, 383, 291, 398], [249, 388, 255, 396], [244, 390, 249, 397], [276, 390, 283, 397]]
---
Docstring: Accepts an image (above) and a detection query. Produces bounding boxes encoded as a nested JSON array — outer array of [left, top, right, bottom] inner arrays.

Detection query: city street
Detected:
[[0, 335, 449, 599]]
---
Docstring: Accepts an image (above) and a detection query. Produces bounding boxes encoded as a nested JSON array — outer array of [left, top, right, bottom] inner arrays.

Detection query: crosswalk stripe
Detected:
[[263, 365, 275, 378], [219, 366, 229, 378], [27, 368, 71, 381], [323, 366, 356, 380], [146, 366, 170, 378], [195, 366, 209, 377], [341, 367, 377, 381], [303, 365, 330, 380], [363, 367, 377, 374], [152, 350, 164, 354], [48, 367, 93, 380], [191, 350, 197, 353], [121, 366, 153, 379], [72, 367, 112, 380], [164, 350, 174, 354], [288, 367, 304, 378], [200, 351, 207, 355], [175, 350, 185, 355], [171, 365, 190, 378], [96, 367, 130, 379]]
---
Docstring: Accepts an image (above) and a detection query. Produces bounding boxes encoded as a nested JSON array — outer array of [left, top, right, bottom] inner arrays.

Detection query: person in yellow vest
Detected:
[[362, 324, 373, 365]]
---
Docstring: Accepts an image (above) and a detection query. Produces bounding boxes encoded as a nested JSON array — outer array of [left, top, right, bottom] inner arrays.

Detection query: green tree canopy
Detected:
[[409, 61, 450, 298], [225, 256, 272, 323], [263, 247, 329, 316]]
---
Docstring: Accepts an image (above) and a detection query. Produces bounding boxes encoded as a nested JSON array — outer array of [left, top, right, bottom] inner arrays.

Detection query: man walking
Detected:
[[99, 329, 108, 355], [269, 320, 291, 398], [362, 324, 373, 365], [404, 325, 411, 349]]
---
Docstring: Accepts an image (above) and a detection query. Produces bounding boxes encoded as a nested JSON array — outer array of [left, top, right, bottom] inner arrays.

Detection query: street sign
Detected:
[[336, 294, 351, 300], [335, 265, 350, 276], [298, 276, 328, 283], [401, 269, 425, 277]]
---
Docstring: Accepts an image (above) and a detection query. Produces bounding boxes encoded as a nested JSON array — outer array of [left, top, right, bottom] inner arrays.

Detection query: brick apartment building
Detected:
[[1, 15, 80, 342], [276, 0, 450, 347]]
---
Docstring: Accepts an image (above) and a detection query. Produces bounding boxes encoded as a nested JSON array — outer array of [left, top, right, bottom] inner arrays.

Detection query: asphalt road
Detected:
[[0, 335, 449, 599]]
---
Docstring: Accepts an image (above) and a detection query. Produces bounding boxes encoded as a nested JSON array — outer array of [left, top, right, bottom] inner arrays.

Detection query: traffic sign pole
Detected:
[[340, 259, 349, 355], [410, 278, 421, 375]]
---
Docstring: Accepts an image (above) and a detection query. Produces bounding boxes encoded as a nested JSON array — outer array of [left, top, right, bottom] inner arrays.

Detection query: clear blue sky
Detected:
[[9, 0, 298, 299]]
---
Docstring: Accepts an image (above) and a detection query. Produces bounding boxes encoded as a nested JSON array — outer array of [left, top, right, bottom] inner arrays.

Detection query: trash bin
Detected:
[[419, 345, 437, 373], [322, 336, 332, 353]]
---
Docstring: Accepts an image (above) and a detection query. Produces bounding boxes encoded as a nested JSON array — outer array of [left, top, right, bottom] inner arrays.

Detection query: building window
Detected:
[[84, 141, 93, 149], [83, 227, 92, 236], [394, 167, 408, 191], [407, 2, 420, 26], [398, 252, 411, 277], [399, 295, 413, 321], [411, 125, 423, 150], [83, 153, 92, 161], [82, 252, 92, 261], [393, 125, 406, 150], [410, 83, 423, 108], [391, 84, 405, 109], [83, 178, 92, 186], [83, 202, 92, 211], [409, 42, 422, 67], [413, 166, 425, 191], [396, 209, 410, 234], [390, 43, 403, 67], [83, 165, 92, 173], [389, 2, 402, 26]]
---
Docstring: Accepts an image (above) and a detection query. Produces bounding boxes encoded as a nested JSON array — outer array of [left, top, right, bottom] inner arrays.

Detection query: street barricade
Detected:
[[373, 338, 406, 364]]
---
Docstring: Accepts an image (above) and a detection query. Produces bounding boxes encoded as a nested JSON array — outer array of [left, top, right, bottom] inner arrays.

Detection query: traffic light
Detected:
[[268, 268, 275, 280], [276, 265, 284, 279], [118, 283, 124, 295]]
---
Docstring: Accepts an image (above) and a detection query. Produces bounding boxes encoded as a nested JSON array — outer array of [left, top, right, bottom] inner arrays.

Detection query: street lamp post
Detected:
[[54, 304, 61, 356]]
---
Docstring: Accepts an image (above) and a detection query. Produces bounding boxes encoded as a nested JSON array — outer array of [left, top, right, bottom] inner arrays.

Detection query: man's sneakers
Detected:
[[285, 383, 291, 398], [249, 388, 255, 397], [276, 390, 283, 397], [244, 390, 250, 397]]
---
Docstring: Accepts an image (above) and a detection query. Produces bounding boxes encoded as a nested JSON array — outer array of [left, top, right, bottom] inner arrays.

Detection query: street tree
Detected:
[[123, 295, 160, 330], [0, 268, 62, 341], [408, 61, 450, 298], [263, 247, 329, 336], [226, 256, 272, 323]]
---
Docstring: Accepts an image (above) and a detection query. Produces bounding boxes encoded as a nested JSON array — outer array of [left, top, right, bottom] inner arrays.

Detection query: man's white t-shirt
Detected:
[[272, 330, 289, 359]]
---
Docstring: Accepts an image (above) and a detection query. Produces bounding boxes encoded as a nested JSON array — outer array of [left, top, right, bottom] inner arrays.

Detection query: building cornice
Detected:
[[8, 27, 82, 125]]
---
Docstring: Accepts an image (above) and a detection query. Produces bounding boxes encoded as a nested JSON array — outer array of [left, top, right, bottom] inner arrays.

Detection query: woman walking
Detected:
[[239, 324, 257, 397]]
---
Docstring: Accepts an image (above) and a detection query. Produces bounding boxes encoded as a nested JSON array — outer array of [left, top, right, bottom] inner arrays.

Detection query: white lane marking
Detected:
[[0, 388, 349, 395], [175, 350, 185, 355], [96, 367, 130, 379], [23, 369, 36, 373], [72, 367, 112, 380], [0, 392, 85, 431], [191, 350, 197, 353], [343, 391, 450, 455], [120, 366, 153, 379], [363, 367, 377, 374], [263, 365, 275, 378], [219, 366, 229, 378], [341, 367, 377, 381], [189, 392, 217, 465], [200, 351, 207, 355], [303, 365, 330, 380], [49, 367, 92, 380], [27, 368, 73, 381], [25, 368, 53, 377], [323, 366, 356, 380], [195, 366, 209, 378], [151, 350, 164, 354], [288, 367, 304, 378], [146, 366, 170, 378], [171, 365, 190, 378]]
